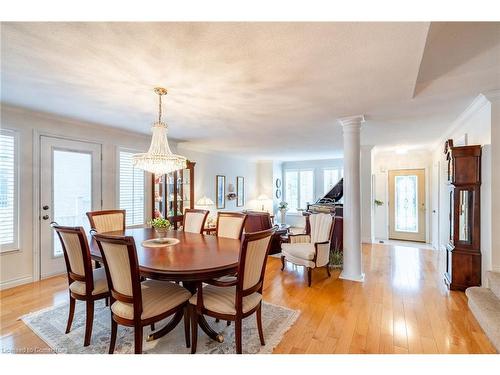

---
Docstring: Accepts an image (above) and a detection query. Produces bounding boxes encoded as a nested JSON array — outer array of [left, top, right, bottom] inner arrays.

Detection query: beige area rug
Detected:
[[21, 299, 299, 354]]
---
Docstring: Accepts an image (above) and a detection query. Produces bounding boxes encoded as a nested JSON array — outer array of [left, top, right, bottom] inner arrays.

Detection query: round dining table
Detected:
[[89, 227, 241, 343]]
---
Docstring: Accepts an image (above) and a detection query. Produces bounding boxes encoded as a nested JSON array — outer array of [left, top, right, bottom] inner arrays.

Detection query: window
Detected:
[[323, 168, 344, 194], [119, 150, 145, 226], [285, 169, 314, 212], [0, 129, 18, 252]]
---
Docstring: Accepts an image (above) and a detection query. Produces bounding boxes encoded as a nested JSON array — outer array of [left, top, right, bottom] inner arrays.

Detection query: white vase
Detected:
[[280, 208, 287, 225]]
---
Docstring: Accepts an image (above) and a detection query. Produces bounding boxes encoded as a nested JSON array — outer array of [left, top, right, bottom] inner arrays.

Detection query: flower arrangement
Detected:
[[148, 217, 171, 235], [278, 201, 288, 210]]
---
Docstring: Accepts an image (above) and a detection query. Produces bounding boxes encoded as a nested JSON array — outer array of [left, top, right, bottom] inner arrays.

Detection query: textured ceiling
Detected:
[[1, 22, 499, 160]]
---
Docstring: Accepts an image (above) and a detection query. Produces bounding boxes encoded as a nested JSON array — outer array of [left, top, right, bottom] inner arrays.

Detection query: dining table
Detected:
[[89, 227, 241, 344]]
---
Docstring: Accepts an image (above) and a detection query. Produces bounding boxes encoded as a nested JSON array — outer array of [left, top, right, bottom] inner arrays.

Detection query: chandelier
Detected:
[[132, 87, 187, 175]]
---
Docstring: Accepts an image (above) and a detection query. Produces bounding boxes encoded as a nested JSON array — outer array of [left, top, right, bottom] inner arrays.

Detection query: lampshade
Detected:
[[132, 87, 187, 175], [196, 196, 215, 206]]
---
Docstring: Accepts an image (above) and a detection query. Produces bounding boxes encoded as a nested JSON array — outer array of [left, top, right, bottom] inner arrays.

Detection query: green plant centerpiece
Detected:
[[148, 217, 171, 236], [329, 240, 343, 269]]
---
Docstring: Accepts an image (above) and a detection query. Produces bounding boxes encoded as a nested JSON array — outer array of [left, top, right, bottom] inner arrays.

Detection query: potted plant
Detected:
[[329, 240, 343, 269], [278, 201, 288, 224], [148, 217, 171, 237]]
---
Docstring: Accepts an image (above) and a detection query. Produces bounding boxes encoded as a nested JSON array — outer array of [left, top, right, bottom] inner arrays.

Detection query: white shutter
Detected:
[[0, 130, 18, 251], [119, 151, 145, 226]]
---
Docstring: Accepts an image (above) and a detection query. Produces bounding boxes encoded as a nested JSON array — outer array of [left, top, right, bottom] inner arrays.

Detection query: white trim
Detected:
[[339, 271, 365, 283], [0, 128, 20, 253], [0, 275, 33, 291]]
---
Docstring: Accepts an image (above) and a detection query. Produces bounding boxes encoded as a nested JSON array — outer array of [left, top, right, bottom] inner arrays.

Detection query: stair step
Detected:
[[488, 271, 500, 299]]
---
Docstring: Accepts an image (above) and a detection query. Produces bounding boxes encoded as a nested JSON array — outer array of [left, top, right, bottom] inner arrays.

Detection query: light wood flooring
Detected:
[[0, 242, 496, 354]]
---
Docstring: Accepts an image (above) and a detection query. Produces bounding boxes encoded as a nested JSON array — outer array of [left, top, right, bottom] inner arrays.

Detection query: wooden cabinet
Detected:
[[444, 141, 481, 291], [152, 161, 195, 229]]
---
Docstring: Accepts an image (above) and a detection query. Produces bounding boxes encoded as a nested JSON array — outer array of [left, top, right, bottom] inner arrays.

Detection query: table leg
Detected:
[[183, 281, 224, 343], [146, 310, 183, 342]]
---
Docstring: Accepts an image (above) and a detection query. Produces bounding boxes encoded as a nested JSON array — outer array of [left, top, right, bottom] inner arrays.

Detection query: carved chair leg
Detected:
[[227, 320, 231, 326], [109, 317, 117, 354], [83, 300, 94, 346], [65, 295, 75, 334], [235, 317, 242, 354], [307, 267, 312, 287], [326, 264, 331, 278], [190, 305, 198, 354], [134, 324, 143, 354], [150, 323, 155, 331], [183, 306, 191, 348], [105, 297, 109, 307], [256, 304, 265, 346], [280, 255, 285, 271]]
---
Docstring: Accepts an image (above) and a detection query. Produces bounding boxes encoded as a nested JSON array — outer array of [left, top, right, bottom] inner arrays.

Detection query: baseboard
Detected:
[[361, 236, 373, 244], [0, 275, 33, 290]]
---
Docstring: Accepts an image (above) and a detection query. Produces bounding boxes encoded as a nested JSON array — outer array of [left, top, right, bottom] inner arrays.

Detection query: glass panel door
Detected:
[[40, 136, 101, 278], [388, 169, 426, 242]]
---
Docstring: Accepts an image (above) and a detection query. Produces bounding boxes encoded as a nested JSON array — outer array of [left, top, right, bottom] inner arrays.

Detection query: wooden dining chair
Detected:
[[51, 223, 110, 347], [86, 209, 126, 233], [93, 233, 192, 354], [216, 212, 247, 240], [183, 209, 209, 234], [189, 228, 275, 354]]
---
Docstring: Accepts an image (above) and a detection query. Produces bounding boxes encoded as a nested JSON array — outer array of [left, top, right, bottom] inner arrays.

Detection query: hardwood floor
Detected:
[[0, 243, 496, 354]]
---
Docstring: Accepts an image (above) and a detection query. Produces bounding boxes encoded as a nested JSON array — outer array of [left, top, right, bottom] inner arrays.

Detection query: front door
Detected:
[[388, 169, 426, 242], [40, 136, 102, 278]]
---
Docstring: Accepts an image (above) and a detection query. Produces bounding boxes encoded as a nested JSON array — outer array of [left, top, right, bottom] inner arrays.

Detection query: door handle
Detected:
[[42, 215, 49, 220]]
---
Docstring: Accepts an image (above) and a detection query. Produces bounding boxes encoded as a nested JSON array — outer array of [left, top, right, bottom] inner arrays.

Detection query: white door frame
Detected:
[[32, 130, 103, 281]]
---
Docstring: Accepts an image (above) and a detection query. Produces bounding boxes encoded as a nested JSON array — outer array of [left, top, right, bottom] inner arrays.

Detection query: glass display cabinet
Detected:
[[152, 161, 195, 230], [444, 140, 481, 291]]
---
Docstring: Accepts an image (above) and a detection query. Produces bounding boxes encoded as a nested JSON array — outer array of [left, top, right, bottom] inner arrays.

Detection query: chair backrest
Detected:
[[237, 229, 274, 296], [307, 213, 335, 243], [51, 224, 94, 293], [183, 209, 209, 234], [216, 212, 247, 239], [86, 210, 126, 233], [243, 211, 272, 233], [93, 233, 142, 316]]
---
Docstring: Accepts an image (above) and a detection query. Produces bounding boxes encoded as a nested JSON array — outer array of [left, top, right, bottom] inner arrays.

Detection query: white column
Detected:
[[339, 115, 365, 282]]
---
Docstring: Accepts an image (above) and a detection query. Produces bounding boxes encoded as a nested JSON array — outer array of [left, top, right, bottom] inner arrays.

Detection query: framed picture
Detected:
[[216, 175, 226, 209], [236, 176, 245, 207]]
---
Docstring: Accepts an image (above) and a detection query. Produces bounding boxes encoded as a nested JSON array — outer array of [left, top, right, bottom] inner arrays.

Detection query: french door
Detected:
[[388, 169, 426, 242], [40, 136, 102, 278]]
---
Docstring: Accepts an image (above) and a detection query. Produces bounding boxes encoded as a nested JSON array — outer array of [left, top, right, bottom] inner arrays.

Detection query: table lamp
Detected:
[[257, 194, 270, 212], [196, 196, 216, 226]]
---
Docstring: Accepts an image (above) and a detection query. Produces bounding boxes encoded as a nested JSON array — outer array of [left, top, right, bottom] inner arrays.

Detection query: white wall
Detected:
[[372, 148, 432, 242], [176, 145, 260, 213], [431, 94, 493, 284], [0, 105, 153, 289]]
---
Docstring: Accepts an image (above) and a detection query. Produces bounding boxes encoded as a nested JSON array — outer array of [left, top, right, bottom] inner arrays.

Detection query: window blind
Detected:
[[0, 130, 18, 250], [119, 151, 145, 226]]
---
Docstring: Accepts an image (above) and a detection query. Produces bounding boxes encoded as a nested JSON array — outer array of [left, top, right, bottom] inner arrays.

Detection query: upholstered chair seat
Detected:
[[111, 280, 191, 320], [69, 267, 109, 296], [190, 228, 275, 354], [189, 285, 262, 315], [281, 213, 335, 286]]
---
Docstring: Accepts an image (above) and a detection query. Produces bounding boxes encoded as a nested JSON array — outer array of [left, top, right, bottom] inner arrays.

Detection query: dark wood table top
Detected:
[[89, 227, 241, 282]]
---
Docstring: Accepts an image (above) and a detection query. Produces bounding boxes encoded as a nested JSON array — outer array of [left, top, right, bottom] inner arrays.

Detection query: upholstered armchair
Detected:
[[280, 213, 335, 286]]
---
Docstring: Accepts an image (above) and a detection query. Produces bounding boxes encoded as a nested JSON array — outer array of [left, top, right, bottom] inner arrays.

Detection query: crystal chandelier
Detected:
[[132, 87, 187, 175]]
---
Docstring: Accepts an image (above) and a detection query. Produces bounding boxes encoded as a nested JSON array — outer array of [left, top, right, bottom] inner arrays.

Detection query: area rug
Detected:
[[21, 300, 299, 354]]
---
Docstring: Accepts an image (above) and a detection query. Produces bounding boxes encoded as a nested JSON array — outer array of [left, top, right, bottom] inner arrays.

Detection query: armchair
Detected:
[[280, 213, 335, 286]]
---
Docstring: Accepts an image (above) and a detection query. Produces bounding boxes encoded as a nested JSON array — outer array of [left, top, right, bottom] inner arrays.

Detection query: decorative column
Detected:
[[339, 115, 365, 282]]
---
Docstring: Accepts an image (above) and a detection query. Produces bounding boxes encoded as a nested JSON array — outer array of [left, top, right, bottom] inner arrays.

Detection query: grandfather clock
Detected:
[[444, 139, 482, 291]]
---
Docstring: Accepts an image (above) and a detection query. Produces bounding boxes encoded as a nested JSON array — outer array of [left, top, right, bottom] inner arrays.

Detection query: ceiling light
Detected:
[[132, 87, 187, 175]]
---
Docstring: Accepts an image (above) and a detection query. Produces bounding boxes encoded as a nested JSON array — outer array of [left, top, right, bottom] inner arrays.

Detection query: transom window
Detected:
[[284, 169, 314, 212]]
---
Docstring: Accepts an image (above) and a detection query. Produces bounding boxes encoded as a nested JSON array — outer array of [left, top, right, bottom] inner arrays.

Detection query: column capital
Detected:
[[338, 115, 365, 128]]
